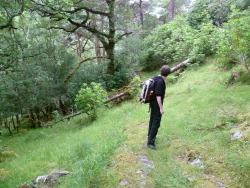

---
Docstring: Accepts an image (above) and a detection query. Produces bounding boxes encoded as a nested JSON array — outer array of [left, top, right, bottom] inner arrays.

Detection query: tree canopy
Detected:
[[0, 0, 250, 133]]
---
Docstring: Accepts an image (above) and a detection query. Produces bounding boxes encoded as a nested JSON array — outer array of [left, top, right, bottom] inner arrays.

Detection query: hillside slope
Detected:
[[102, 60, 250, 188], [0, 59, 249, 188]]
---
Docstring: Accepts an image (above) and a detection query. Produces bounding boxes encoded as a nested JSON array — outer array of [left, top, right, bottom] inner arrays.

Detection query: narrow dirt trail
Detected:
[[104, 122, 155, 187]]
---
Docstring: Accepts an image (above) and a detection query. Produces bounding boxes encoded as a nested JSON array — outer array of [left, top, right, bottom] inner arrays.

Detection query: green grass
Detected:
[[148, 62, 250, 188], [0, 59, 250, 187], [0, 107, 129, 187]]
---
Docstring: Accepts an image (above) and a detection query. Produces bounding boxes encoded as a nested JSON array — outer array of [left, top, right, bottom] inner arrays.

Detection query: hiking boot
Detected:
[[147, 144, 156, 150]]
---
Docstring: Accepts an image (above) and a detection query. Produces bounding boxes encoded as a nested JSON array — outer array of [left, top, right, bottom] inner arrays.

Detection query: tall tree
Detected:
[[157, 0, 192, 23], [188, 0, 250, 28], [187, 0, 211, 29], [169, 0, 175, 21], [29, 0, 132, 82], [139, 0, 144, 25], [208, 0, 232, 26], [0, 11, 78, 128], [128, 0, 153, 27]]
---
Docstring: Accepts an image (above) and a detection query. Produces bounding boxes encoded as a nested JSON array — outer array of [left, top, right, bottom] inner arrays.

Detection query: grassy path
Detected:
[[103, 61, 250, 188], [1, 60, 249, 187], [103, 120, 155, 187]]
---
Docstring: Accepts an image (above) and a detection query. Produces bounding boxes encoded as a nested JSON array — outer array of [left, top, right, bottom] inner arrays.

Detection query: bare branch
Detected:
[[64, 56, 105, 83], [67, 18, 110, 39], [115, 31, 133, 43], [49, 26, 79, 33], [63, 6, 109, 17], [82, 34, 94, 53], [0, 0, 25, 30]]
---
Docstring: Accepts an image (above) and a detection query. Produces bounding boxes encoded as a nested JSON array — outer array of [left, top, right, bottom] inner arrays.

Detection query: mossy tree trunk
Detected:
[[29, 109, 36, 129]]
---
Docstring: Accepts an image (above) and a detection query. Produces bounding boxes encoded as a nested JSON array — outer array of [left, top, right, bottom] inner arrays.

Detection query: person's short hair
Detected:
[[160, 65, 171, 76]]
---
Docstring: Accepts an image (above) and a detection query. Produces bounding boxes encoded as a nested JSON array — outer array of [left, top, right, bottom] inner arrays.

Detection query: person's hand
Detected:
[[160, 108, 164, 115]]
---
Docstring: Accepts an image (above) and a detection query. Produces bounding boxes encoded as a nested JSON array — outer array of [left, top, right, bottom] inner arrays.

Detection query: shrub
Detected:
[[140, 16, 217, 71], [75, 82, 107, 121], [110, 36, 144, 89], [139, 50, 165, 71], [217, 7, 250, 72], [236, 72, 250, 85], [128, 76, 142, 98], [68, 62, 107, 98]]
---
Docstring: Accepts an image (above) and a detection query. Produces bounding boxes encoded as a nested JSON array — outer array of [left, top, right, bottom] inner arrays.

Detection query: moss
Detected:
[[0, 169, 8, 180]]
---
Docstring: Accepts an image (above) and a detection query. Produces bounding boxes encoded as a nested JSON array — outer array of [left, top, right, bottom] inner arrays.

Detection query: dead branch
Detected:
[[64, 56, 105, 83]]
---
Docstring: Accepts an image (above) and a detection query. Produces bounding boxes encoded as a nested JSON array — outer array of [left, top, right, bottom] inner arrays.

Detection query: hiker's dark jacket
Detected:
[[150, 75, 166, 109], [147, 75, 166, 145]]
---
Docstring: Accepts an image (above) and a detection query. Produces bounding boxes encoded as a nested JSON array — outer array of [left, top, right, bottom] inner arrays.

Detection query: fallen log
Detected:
[[170, 58, 191, 73], [105, 91, 130, 104], [45, 59, 193, 123], [41, 111, 83, 127], [104, 58, 192, 104]]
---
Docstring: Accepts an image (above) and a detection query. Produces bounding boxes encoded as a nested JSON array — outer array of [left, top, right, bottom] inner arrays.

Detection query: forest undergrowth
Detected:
[[0, 58, 250, 188]]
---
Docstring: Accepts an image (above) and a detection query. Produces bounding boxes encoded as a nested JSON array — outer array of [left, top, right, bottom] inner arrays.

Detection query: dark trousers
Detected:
[[147, 102, 162, 145]]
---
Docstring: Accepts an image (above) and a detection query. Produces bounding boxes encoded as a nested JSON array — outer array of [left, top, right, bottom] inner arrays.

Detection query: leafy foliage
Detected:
[[128, 76, 142, 97], [0, 0, 24, 30], [236, 72, 250, 84], [217, 7, 250, 72], [208, 0, 232, 26], [75, 82, 107, 121], [0, 21, 76, 118], [140, 16, 219, 70], [1, 0, 250, 133], [141, 16, 195, 68], [109, 35, 145, 89], [187, 0, 211, 30], [189, 22, 218, 58], [188, 0, 250, 28]]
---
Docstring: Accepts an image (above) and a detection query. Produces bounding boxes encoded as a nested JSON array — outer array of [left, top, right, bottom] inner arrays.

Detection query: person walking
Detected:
[[147, 65, 171, 150]]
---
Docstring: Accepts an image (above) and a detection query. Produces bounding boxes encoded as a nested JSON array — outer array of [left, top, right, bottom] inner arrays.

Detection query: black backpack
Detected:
[[139, 78, 155, 103]]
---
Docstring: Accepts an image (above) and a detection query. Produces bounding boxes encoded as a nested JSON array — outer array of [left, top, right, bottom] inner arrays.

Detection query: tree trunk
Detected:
[[45, 103, 54, 119], [35, 107, 41, 127], [93, 16, 102, 63], [15, 114, 20, 131], [169, 0, 175, 21], [170, 59, 191, 73], [95, 39, 101, 63], [106, 45, 115, 76], [11, 116, 16, 130], [106, 45, 115, 91], [139, 0, 144, 26], [76, 33, 82, 57], [29, 109, 36, 129], [101, 16, 106, 58], [106, 0, 116, 87], [4, 120, 12, 135], [41, 109, 49, 120], [59, 98, 67, 116]]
